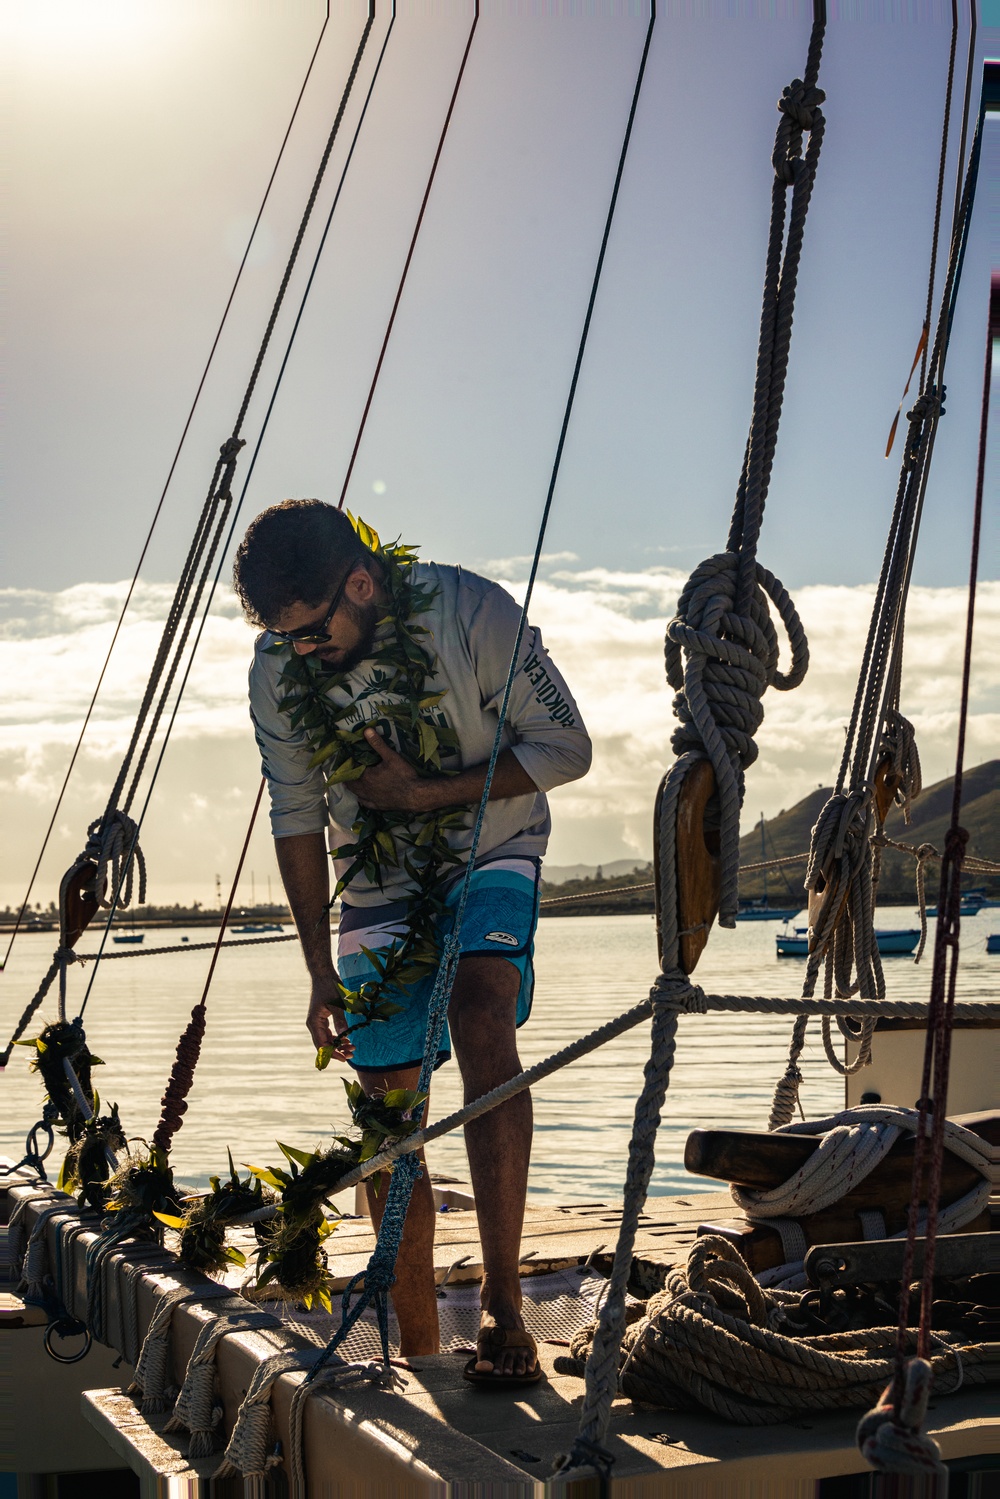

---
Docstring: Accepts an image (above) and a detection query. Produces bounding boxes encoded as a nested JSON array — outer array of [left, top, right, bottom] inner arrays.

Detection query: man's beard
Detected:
[[315, 597, 380, 672]]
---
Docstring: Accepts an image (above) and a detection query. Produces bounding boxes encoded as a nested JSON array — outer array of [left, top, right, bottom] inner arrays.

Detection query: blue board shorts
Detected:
[[337, 856, 541, 1075]]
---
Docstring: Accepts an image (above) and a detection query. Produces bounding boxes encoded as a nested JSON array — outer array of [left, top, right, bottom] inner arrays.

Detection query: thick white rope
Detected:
[[130, 1281, 232, 1416], [165, 1310, 281, 1458], [215, 1349, 321, 1483], [286, 1359, 403, 1499], [730, 1106, 995, 1286]]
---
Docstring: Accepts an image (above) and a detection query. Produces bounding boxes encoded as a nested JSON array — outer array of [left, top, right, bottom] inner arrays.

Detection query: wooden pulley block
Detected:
[[873, 753, 904, 826], [807, 865, 849, 956], [675, 759, 721, 975], [58, 856, 105, 951]]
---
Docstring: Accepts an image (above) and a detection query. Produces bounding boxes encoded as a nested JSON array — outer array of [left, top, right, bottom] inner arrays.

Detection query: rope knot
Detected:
[[650, 972, 706, 1014], [905, 386, 945, 426], [777, 78, 825, 130], [85, 810, 146, 910], [943, 825, 968, 862], [857, 1357, 947, 1478], [54, 947, 80, 966], [552, 1436, 616, 1482], [218, 436, 246, 463]]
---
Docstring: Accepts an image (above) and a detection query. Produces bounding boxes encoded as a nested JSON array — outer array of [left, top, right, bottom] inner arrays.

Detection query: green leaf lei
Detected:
[[267, 515, 469, 1044]]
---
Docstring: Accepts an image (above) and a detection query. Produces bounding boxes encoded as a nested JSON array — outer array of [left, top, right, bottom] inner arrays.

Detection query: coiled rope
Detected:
[[558, 6, 828, 1480], [560, 1235, 983, 1426]]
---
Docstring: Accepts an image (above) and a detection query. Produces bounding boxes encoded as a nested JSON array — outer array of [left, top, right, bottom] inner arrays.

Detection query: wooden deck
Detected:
[[4, 1175, 998, 1495]]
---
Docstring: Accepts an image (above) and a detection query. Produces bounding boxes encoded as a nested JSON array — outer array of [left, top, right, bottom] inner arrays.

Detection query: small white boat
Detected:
[[776, 927, 922, 957]]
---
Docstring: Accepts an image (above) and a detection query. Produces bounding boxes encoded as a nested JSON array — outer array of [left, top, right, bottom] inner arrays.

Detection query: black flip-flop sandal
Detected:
[[462, 1326, 544, 1388]]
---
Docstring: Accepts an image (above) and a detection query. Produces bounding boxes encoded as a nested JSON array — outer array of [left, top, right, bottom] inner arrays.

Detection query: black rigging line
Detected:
[[76, 0, 402, 1020], [0, 2, 333, 973], [918, 0, 960, 394], [338, 2, 481, 509]]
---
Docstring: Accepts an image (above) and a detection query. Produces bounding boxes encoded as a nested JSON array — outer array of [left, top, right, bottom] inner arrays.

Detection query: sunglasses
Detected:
[[267, 568, 354, 646]]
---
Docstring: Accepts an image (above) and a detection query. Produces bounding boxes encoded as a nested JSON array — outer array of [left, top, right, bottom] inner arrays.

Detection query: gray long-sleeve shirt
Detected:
[[248, 562, 592, 908]]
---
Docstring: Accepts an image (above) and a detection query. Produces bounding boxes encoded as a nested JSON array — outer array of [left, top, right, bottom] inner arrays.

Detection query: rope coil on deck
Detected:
[[559, 1235, 985, 1426]]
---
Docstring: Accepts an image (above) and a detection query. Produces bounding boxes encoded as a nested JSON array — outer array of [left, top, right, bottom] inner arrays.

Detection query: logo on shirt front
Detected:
[[484, 930, 518, 946]]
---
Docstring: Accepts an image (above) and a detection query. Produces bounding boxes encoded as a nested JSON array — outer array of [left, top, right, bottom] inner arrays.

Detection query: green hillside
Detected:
[[738, 760, 1000, 903]]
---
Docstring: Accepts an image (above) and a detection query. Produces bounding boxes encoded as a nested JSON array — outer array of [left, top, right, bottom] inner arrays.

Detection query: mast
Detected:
[[760, 813, 768, 909]]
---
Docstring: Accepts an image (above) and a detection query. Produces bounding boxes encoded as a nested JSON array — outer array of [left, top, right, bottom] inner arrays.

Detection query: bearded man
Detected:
[[233, 499, 591, 1385]]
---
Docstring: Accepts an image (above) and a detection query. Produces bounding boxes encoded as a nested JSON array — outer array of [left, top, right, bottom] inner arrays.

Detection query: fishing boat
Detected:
[[924, 898, 985, 917], [776, 926, 923, 958], [736, 897, 800, 921], [110, 932, 145, 946], [735, 814, 801, 921], [3, 10, 998, 1497]]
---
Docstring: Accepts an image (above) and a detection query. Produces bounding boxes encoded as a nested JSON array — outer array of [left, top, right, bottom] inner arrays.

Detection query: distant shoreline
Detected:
[[0, 894, 946, 934]]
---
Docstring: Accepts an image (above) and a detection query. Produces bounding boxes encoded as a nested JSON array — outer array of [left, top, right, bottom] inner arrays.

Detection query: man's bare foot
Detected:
[[473, 1305, 539, 1379]]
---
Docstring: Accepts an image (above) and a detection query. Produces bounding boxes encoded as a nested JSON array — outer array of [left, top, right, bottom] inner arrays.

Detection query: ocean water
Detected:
[[2, 907, 998, 1202]]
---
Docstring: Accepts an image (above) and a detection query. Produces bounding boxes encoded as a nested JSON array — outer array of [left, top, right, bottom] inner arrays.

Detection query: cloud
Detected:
[[1, 571, 997, 906]]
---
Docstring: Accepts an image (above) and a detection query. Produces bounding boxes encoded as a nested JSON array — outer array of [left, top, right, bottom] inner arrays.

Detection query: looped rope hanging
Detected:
[[85, 811, 146, 911], [665, 555, 808, 925]]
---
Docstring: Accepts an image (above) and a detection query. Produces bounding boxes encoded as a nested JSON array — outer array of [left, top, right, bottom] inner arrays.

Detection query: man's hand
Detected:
[[306, 977, 354, 1062], [355, 727, 428, 813], [355, 730, 539, 815]]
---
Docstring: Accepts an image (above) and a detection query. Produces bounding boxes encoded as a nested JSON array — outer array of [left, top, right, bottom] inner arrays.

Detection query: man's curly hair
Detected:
[[233, 500, 369, 628]]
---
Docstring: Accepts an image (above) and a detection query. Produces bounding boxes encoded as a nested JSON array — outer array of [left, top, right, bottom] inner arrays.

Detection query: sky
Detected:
[[2, 0, 998, 914]]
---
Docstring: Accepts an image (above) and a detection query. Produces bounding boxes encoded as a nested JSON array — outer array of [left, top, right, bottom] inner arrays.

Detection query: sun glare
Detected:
[[5, 0, 178, 69]]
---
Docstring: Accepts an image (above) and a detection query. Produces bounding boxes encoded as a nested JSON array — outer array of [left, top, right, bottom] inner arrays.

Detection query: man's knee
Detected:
[[449, 956, 522, 1075], [450, 956, 518, 1033]]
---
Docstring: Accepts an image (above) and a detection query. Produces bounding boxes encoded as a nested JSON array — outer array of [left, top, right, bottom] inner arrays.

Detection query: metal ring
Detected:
[[26, 1120, 55, 1163], [44, 1318, 92, 1365]]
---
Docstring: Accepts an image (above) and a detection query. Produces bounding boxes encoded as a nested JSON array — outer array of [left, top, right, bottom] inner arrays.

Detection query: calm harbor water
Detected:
[[2, 908, 998, 1202]]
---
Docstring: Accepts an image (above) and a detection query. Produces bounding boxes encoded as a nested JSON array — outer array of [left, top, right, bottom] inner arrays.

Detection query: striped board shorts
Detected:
[[337, 856, 541, 1075]]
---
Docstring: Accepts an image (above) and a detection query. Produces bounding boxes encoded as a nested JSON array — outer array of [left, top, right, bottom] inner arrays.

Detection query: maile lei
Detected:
[[266, 515, 469, 1061]]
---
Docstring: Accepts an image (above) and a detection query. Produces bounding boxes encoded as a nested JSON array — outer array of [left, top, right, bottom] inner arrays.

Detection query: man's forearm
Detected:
[[413, 748, 537, 814], [274, 831, 336, 981]]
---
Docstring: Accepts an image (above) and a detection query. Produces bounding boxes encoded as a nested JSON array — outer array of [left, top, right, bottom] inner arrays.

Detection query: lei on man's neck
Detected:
[[267, 515, 467, 1059]]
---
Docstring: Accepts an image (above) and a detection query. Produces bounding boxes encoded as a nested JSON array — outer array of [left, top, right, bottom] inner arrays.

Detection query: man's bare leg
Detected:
[[356, 1064, 439, 1355], [449, 954, 536, 1378]]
